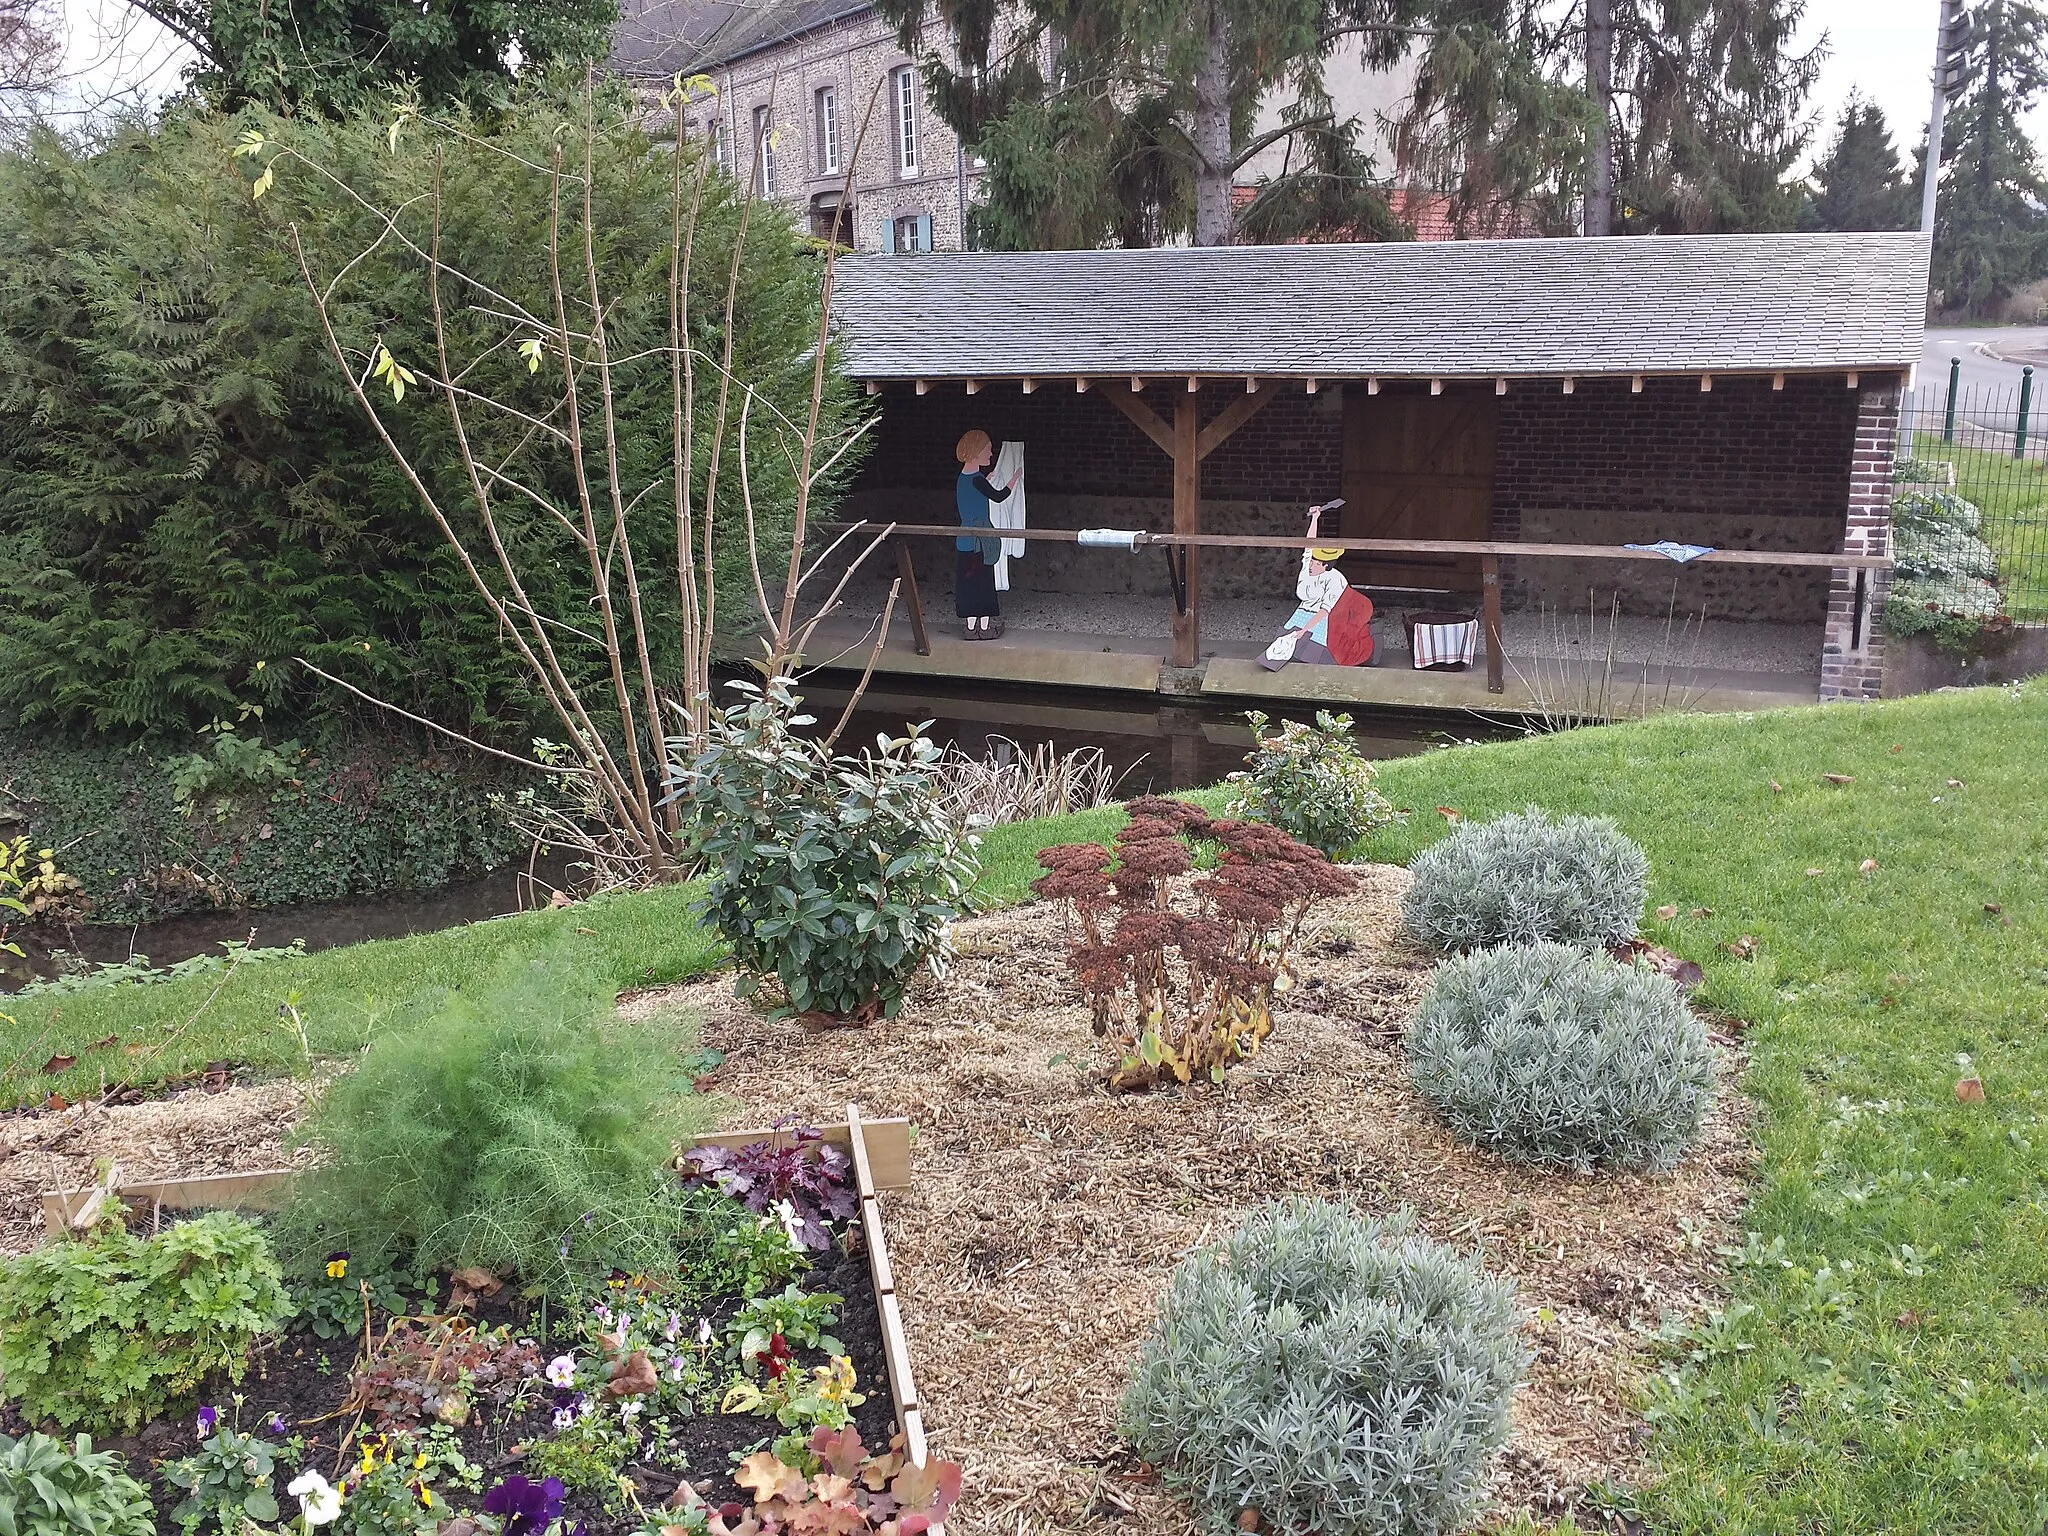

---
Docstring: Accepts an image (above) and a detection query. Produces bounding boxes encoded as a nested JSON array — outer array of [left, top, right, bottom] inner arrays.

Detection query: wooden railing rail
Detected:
[[844, 521, 1890, 694]]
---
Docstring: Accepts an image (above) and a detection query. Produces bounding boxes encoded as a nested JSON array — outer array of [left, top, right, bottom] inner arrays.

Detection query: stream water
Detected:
[[8, 682, 1485, 987]]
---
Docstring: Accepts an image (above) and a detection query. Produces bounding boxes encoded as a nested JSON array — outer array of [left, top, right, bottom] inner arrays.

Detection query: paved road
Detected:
[[1914, 328, 2048, 444]]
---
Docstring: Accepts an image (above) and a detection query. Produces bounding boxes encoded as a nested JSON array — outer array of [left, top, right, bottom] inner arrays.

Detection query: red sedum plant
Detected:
[[662, 1425, 961, 1536], [1033, 797, 1355, 1090]]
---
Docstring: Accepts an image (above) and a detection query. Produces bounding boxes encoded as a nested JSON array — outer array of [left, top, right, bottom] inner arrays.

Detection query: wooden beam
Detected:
[[1075, 376, 1091, 393], [1561, 377, 1575, 394], [965, 378, 980, 395], [1494, 377, 1508, 396], [1305, 377, 1318, 394], [1481, 554, 1504, 694], [1196, 385, 1278, 460], [1366, 376, 1380, 395], [1021, 377, 1036, 394], [895, 536, 930, 657], [914, 379, 929, 396], [1430, 378, 1444, 395], [1245, 376, 1259, 393], [1130, 376, 1144, 392], [865, 380, 881, 396], [1772, 372, 1786, 391], [1700, 374, 1713, 393], [1186, 376, 1200, 392], [1631, 375, 1644, 393], [1100, 382, 1176, 458], [1847, 371, 1859, 388], [1173, 395, 1200, 668]]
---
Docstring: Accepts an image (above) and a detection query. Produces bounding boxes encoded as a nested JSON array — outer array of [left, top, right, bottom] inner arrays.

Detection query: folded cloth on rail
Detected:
[[1077, 528, 1141, 549], [1623, 540, 1717, 563], [992, 441, 1027, 591]]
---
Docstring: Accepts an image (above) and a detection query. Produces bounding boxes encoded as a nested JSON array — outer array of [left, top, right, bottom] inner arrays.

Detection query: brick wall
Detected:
[[1492, 374, 1861, 623], [837, 373, 1887, 650], [1818, 381, 1901, 701]]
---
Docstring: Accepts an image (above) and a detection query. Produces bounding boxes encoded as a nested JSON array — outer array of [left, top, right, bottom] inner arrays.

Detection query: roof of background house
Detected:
[[829, 232, 1931, 380], [612, 0, 875, 77]]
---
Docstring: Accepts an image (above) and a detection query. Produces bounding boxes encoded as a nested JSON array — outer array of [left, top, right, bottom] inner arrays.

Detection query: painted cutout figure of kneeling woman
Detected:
[[954, 429, 1019, 639], [1261, 501, 1375, 670]]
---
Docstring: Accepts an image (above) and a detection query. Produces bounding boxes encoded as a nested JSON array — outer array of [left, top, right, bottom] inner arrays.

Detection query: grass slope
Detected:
[[3, 885, 722, 1105]]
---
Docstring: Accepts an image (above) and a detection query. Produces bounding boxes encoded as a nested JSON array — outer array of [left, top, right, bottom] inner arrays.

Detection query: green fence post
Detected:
[[1945, 356, 1960, 441], [2018, 366, 2034, 460]]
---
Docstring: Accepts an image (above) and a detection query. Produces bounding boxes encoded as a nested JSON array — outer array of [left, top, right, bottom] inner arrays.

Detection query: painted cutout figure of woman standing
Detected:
[[1261, 501, 1375, 670], [954, 429, 1018, 639]]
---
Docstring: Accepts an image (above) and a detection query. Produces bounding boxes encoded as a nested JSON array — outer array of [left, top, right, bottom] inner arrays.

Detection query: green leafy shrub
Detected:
[[0, 1212, 292, 1434], [1120, 1199, 1526, 1536], [676, 679, 981, 1022], [0, 1432, 156, 1536], [1403, 807, 1648, 952], [1408, 942, 1717, 1171], [1225, 709, 1394, 857], [276, 939, 710, 1287], [1886, 488, 2010, 656]]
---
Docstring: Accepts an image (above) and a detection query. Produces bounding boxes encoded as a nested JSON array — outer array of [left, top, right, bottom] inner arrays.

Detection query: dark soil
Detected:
[[3, 1232, 898, 1536]]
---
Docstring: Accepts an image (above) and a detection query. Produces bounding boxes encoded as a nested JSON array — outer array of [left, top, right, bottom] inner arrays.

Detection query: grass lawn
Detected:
[[6, 682, 2046, 1528], [1910, 430, 2048, 621]]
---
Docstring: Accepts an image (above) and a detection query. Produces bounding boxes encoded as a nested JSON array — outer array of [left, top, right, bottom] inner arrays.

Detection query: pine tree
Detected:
[[129, 0, 619, 116], [872, 0, 1418, 248], [1934, 0, 2048, 315], [1804, 95, 1912, 231], [1393, 0, 1821, 235]]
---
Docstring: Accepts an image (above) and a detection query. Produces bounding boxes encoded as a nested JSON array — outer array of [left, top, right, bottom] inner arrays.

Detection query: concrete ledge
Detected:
[[1882, 626, 2048, 696], [803, 621, 1164, 693]]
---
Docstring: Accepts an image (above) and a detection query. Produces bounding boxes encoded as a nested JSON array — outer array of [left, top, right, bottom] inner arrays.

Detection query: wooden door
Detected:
[[1338, 388, 1498, 593]]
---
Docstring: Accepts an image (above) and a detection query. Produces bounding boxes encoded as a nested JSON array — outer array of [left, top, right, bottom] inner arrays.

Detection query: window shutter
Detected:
[[916, 214, 932, 252]]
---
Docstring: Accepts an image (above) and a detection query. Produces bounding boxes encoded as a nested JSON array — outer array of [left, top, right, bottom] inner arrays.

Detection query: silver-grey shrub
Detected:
[[1403, 807, 1648, 952], [1408, 942, 1716, 1171], [1120, 1199, 1526, 1536]]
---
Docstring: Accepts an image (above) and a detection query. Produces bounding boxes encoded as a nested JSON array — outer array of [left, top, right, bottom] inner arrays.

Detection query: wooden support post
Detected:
[[1173, 396, 1200, 668], [1481, 554, 1503, 694], [895, 536, 930, 657]]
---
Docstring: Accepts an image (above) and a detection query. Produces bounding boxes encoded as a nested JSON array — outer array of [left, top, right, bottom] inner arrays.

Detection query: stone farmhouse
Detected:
[[610, 0, 1418, 255]]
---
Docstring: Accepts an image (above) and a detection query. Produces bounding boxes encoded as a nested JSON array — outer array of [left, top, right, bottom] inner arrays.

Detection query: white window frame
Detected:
[[707, 117, 727, 173], [753, 104, 776, 196], [893, 212, 931, 254], [892, 66, 919, 177], [816, 85, 840, 175]]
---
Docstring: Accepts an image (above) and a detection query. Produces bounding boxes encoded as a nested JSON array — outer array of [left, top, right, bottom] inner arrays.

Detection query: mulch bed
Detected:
[[627, 862, 1755, 1534]]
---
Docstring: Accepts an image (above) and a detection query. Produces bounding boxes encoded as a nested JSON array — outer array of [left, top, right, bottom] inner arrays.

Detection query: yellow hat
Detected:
[[1310, 547, 1345, 563]]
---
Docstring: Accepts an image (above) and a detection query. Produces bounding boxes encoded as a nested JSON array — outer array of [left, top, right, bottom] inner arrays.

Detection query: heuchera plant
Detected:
[[681, 1127, 858, 1251], [662, 1426, 960, 1536], [1034, 797, 1355, 1091]]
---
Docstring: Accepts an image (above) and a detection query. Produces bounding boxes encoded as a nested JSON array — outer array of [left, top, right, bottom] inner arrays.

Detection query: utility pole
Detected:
[[1923, 0, 1976, 235]]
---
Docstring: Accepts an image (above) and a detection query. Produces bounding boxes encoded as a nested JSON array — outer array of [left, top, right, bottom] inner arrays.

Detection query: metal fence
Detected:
[[1899, 372, 2048, 623]]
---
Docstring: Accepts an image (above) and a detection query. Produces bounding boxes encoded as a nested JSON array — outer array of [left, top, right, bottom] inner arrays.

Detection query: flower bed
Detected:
[[7, 1113, 953, 1536]]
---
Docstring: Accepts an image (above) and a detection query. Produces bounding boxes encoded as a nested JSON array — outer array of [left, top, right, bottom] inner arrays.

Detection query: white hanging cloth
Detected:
[[992, 440, 1027, 591]]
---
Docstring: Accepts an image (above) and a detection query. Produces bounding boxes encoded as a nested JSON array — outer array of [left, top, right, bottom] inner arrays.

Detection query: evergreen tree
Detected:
[[130, 0, 618, 115], [1804, 95, 1912, 231], [1392, 0, 1821, 235], [1934, 0, 2048, 316], [872, 0, 1416, 248]]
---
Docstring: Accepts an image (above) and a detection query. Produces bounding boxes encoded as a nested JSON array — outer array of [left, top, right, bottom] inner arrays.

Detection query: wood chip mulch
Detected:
[[625, 864, 1754, 1536]]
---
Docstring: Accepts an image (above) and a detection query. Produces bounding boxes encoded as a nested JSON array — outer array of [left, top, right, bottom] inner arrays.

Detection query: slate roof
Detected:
[[612, 0, 872, 77], [829, 232, 1930, 379]]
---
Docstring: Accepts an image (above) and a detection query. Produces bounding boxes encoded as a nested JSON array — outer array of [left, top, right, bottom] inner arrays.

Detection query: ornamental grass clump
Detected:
[[1120, 1199, 1526, 1536], [1226, 709, 1394, 858], [1033, 797, 1353, 1090], [675, 678, 980, 1024], [277, 938, 710, 1287], [1403, 807, 1648, 952], [1408, 942, 1716, 1171]]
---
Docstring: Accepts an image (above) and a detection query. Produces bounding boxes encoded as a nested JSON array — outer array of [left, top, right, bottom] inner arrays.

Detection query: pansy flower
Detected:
[[325, 1251, 350, 1280], [481, 1474, 566, 1536], [195, 1405, 218, 1437]]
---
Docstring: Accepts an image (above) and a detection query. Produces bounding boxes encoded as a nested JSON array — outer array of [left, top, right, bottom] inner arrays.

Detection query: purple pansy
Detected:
[[195, 1405, 218, 1437], [481, 1474, 566, 1536]]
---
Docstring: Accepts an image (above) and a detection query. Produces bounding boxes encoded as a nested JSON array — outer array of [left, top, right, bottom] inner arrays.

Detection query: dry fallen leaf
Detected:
[[1948, 778, 1964, 788], [1895, 1310, 1925, 1329], [1955, 1076, 1986, 1104], [1690, 906, 1715, 919], [1823, 773, 1855, 786], [1889, 744, 1902, 754], [41, 1054, 76, 1074], [1435, 806, 1461, 823], [449, 1266, 503, 1297], [1725, 935, 1759, 960], [1770, 780, 1783, 793], [44, 1093, 68, 1111], [1805, 868, 1824, 878], [1655, 904, 1678, 920], [548, 890, 574, 909], [1985, 903, 2003, 915], [1860, 858, 1879, 875], [605, 1350, 659, 1399]]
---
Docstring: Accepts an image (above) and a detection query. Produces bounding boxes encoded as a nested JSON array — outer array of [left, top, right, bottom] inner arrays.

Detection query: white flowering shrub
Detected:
[[1887, 487, 2008, 655], [1402, 808, 1648, 952], [1120, 1199, 1525, 1536], [1408, 942, 1716, 1171]]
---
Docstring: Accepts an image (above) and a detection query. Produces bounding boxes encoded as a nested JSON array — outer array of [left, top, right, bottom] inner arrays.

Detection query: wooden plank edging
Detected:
[[40, 1168, 293, 1239], [687, 1118, 913, 1191], [846, 1103, 930, 1472]]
